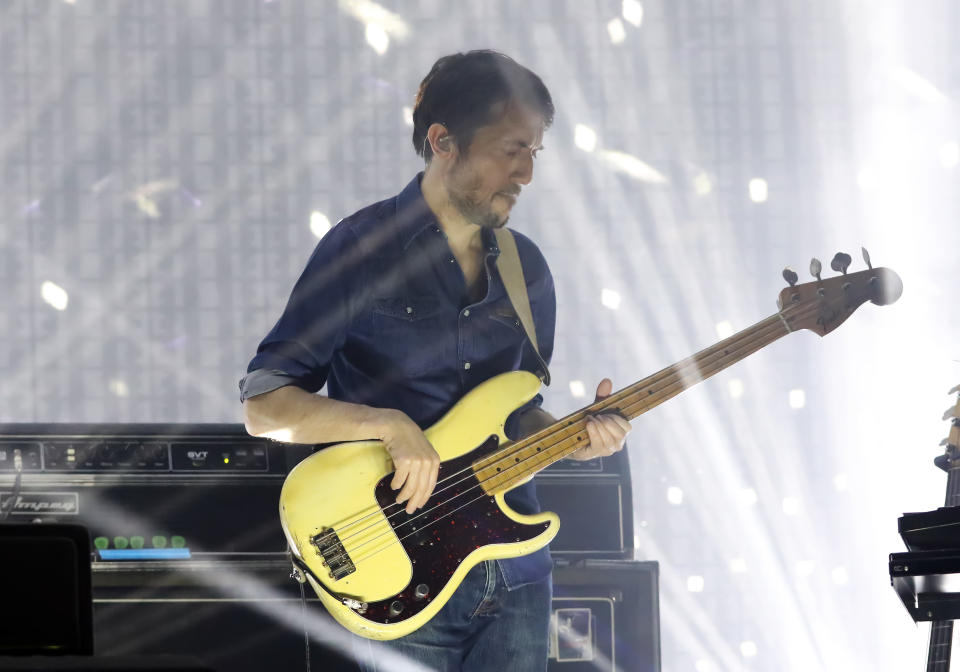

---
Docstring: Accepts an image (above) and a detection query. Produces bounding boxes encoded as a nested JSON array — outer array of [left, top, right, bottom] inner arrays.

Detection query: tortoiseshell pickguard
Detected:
[[347, 435, 549, 625]]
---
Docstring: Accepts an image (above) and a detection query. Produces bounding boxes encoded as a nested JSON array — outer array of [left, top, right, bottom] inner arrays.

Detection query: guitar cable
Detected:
[[0, 449, 23, 522], [299, 578, 312, 672]]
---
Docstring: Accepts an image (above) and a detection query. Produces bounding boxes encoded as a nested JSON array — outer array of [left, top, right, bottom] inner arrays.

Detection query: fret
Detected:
[[475, 314, 790, 493]]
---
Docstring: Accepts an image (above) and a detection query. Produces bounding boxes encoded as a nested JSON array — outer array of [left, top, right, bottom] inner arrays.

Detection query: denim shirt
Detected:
[[241, 173, 556, 589]]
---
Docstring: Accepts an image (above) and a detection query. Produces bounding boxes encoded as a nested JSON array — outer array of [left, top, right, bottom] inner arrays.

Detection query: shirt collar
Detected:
[[395, 172, 443, 251], [394, 173, 501, 258]]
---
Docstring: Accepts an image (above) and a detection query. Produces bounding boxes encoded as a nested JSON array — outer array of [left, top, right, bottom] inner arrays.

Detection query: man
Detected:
[[240, 50, 631, 671]]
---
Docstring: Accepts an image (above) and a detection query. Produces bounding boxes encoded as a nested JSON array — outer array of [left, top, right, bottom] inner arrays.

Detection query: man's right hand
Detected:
[[377, 409, 441, 515]]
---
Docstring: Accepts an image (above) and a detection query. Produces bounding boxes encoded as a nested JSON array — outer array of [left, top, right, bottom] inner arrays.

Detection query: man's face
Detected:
[[445, 103, 545, 230]]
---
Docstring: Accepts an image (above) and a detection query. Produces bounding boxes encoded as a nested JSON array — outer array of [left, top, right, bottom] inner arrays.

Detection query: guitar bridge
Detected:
[[310, 528, 356, 580]]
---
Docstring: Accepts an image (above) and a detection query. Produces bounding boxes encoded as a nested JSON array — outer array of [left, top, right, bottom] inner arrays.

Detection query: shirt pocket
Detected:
[[488, 304, 524, 335], [370, 297, 449, 377]]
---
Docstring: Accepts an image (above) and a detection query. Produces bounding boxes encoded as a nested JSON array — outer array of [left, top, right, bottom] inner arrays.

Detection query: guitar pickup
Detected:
[[310, 528, 356, 580]]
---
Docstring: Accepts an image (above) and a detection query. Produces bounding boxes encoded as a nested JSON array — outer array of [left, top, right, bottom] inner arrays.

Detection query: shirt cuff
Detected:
[[239, 369, 301, 402]]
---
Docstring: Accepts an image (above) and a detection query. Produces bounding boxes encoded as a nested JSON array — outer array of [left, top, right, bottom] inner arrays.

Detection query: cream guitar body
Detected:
[[280, 370, 559, 641]]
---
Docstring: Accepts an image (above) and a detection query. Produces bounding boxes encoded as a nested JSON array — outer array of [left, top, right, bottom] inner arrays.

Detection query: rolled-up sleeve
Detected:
[[240, 223, 367, 401]]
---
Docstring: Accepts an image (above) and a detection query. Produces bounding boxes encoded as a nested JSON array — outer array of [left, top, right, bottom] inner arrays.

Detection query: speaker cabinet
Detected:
[[550, 561, 660, 672]]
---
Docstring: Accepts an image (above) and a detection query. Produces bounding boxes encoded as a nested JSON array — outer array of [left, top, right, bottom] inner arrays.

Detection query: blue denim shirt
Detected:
[[241, 173, 555, 589]]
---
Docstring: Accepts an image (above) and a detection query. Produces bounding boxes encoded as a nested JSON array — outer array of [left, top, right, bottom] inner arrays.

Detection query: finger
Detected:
[[597, 414, 631, 444], [420, 459, 440, 509], [585, 417, 607, 456], [391, 460, 409, 491], [608, 414, 632, 434], [410, 461, 430, 511], [589, 416, 617, 454], [407, 465, 429, 514], [594, 378, 613, 401], [396, 461, 420, 504]]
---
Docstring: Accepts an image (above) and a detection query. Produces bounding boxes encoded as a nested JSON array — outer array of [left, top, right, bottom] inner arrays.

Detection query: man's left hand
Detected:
[[570, 378, 632, 461]]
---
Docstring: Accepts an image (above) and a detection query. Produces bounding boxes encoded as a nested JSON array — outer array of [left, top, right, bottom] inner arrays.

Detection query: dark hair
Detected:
[[412, 50, 554, 161]]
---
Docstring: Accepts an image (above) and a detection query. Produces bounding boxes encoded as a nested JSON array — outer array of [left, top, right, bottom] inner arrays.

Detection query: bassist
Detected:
[[240, 50, 632, 672]]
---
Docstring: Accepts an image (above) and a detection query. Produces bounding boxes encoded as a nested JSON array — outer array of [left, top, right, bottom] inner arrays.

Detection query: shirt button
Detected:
[[405, 306, 413, 314], [463, 309, 470, 317], [463, 362, 471, 370], [449, 258, 456, 263]]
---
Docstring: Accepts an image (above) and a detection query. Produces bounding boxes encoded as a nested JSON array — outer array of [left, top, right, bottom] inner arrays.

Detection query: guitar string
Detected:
[[318, 303, 802, 554], [346, 320, 783, 570], [323, 303, 811, 570], [323, 304, 807, 566], [329, 307, 806, 570], [318, 302, 805, 551]]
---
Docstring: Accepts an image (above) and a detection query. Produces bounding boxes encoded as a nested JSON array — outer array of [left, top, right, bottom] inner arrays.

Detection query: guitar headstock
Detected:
[[777, 250, 902, 337]]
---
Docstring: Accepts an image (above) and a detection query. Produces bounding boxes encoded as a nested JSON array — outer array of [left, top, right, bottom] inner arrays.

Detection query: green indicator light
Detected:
[[130, 536, 145, 549], [113, 537, 129, 550], [223, 457, 229, 464], [93, 537, 109, 550], [152, 535, 168, 548], [171, 535, 186, 548]]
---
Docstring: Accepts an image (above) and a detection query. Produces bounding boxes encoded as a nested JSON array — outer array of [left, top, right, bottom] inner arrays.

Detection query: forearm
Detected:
[[242, 385, 395, 445]]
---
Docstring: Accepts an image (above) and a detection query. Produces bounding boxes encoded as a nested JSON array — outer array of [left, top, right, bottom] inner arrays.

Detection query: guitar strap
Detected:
[[494, 228, 551, 386]]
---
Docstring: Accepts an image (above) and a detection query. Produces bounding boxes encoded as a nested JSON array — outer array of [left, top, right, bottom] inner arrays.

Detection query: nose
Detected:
[[512, 151, 534, 186]]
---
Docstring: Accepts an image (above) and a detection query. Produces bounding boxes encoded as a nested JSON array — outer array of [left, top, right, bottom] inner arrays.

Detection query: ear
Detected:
[[426, 123, 454, 158]]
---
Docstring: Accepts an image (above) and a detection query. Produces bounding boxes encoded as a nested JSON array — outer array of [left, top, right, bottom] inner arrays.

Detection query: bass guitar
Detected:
[[281, 251, 901, 640]]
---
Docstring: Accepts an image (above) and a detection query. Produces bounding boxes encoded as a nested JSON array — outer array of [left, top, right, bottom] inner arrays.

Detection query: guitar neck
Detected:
[[476, 311, 793, 493]]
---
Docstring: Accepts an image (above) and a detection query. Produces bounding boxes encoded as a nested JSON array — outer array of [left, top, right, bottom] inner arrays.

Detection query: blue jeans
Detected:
[[352, 561, 551, 672]]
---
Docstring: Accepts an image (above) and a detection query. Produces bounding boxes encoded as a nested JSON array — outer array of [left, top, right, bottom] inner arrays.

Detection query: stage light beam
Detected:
[[41, 281, 69, 311], [601, 288, 622, 310], [728, 379, 745, 399], [788, 389, 806, 409], [574, 124, 597, 152], [748, 178, 768, 203], [607, 18, 626, 44], [622, 0, 644, 27], [365, 23, 389, 55], [310, 211, 332, 238]]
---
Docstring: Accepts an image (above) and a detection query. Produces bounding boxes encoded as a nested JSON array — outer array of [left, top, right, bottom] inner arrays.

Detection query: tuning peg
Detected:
[[782, 267, 798, 287], [944, 405, 960, 421], [942, 437, 952, 446], [950, 384, 960, 395], [861, 247, 873, 270], [809, 258, 822, 281], [830, 252, 852, 275]]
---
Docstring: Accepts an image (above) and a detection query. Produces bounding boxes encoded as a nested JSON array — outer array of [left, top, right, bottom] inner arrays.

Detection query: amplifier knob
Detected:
[[389, 600, 404, 616], [414, 583, 429, 600]]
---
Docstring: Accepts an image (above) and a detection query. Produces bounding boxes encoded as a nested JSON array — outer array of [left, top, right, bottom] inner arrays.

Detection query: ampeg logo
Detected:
[[0, 492, 79, 515], [186, 450, 208, 461]]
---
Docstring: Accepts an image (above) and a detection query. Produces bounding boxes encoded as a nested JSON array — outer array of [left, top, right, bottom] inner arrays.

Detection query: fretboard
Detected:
[[475, 311, 792, 494]]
